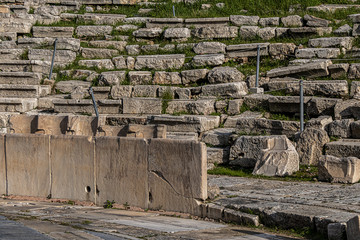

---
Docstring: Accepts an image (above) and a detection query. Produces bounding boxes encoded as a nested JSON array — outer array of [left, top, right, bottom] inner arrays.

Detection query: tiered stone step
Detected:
[[0, 98, 37, 113], [325, 139, 360, 158], [0, 84, 50, 98], [0, 72, 42, 85]]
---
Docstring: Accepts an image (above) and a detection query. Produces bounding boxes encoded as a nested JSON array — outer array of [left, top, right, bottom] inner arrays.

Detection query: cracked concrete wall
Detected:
[[0, 134, 207, 215]]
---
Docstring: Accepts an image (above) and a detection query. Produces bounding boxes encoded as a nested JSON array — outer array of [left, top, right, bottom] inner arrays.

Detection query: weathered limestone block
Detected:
[[327, 223, 347, 240], [207, 147, 230, 169], [268, 95, 310, 113], [111, 85, 133, 99], [122, 97, 162, 114], [33, 26, 74, 38], [126, 45, 140, 55], [192, 54, 225, 67], [128, 71, 152, 85], [112, 56, 127, 69], [295, 48, 340, 59], [267, 61, 330, 78], [81, 48, 118, 59], [305, 116, 333, 130], [181, 69, 209, 85], [351, 120, 360, 138], [239, 26, 259, 39], [185, 17, 229, 27], [304, 14, 330, 27], [228, 99, 244, 115], [166, 99, 216, 115], [164, 28, 191, 41], [0, 19, 33, 34], [133, 28, 163, 38], [126, 124, 166, 139], [28, 49, 76, 64], [66, 116, 96, 136], [347, 216, 360, 240], [78, 13, 126, 25], [148, 139, 207, 214], [276, 27, 289, 38], [328, 63, 349, 78], [116, 24, 139, 31], [89, 40, 127, 51], [308, 37, 354, 50], [99, 71, 126, 86], [257, 27, 276, 40], [259, 17, 280, 27], [230, 15, 259, 26], [353, 24, 360, 36], [227, 43, 269, 58], [281, 15, 303, 27], [192, 26, 238, 39], [201, 82, 248, 98], [295, 128, 330, 165], [207, 67, 245, 84], [334, 24, 352, 36], [135, 54, 185, 70], [253, 136, 299, 176], [133, 85, 159, 98], [269, 43, 297, 59], [327, 119, 354, 138], [193, 42, 226, 54], [78, 59, 115, 70], [202, 128, 235, 147], [153, 72, 181, 85], [146, 18, 184, 28], [76, 25, 113, 37], [348, 63, 360, 79], [319, 155, 360, 183], [55, 80, 91, 94], [334, 99, 360, 120]]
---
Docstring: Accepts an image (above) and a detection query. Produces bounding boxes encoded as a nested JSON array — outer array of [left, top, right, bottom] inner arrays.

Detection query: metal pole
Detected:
[[172, 5, 175, 17], [89, 87, 99, 118], [255, 45, 260, 88], [48, 38, 58, 81], [300, 80, 304, 132]]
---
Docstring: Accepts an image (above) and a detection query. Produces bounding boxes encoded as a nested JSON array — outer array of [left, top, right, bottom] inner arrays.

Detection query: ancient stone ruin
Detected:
[[0, 0, 360, 239]]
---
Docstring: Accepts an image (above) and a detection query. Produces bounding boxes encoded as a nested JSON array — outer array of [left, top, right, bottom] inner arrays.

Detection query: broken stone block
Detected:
[[207, 147, 230, 169], [81, 48, 118, 59], [181, 69, 208, 85], [135, 54, 185, 70], [202, 128, 235, 147], [295, 128, 330, 165], [308, 37, 354, 50], [228, 99, 244, 115], [153, 72, 181, 85], [193, 42, 226, 54], [110, 85, 133, 99], [78, 59, 115, 70], [132, 27, 163, 38], [28, 49, 76, 64], [259, 17, 280, 27], [128, 71, 152, 85], [166, 99, 216, 115], [33, 26, 74, 38], [126, 45, 141, 55], [201, 82, 248, 98], [281, 15, 303, 27], [269, 43, 296, 60], [257, 27, 276, 40], [253, 135, 299, 176], [350, 81, 360, 99], [334, 24, 352, 36], [112, 56, 127, 69], [239, 26, 259, 39], [126, 124, 166, 139], [164, 28, 191, 41], [122, 97, 162, 114], [348, 63, 360, 79], [227, 43, 269, 58], [185, 17, 229, 27], [328, 63, 349, 78], [230, 15, 260, 26], [305, 116, 333, 130], [192, 54, 225, 67], [304, 14, 330, 27], [267, 61, 330, 78], [133, 85, 159, 98], [319, 155, 360, 183], [76, 25, 112, 37], [295, 48, 340, 59], [327, 223, 346, 240], [55, 80, 91, 94], [207, 67, 245, 84], [334, 99, 360, 120], [191, 26, 239, 39], [328, 119, 354, 138], [99, 71, 126, 86], [89, 40, 127, 51], [347, 216, 360, 240]]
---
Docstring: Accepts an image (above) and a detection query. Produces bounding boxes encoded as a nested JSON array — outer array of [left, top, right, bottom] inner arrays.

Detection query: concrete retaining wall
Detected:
[[0, 134, 207, 215]]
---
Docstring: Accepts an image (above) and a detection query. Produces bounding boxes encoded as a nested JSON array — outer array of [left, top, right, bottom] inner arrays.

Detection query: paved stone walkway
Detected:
[[209, 176, 360, 236], [0, 199, 299, 240]]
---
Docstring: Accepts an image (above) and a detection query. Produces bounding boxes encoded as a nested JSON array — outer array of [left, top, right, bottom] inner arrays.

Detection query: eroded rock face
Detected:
[[295, 128, 330, 165], [207, 67, 245, 84], [319, 155, 360, 183]]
